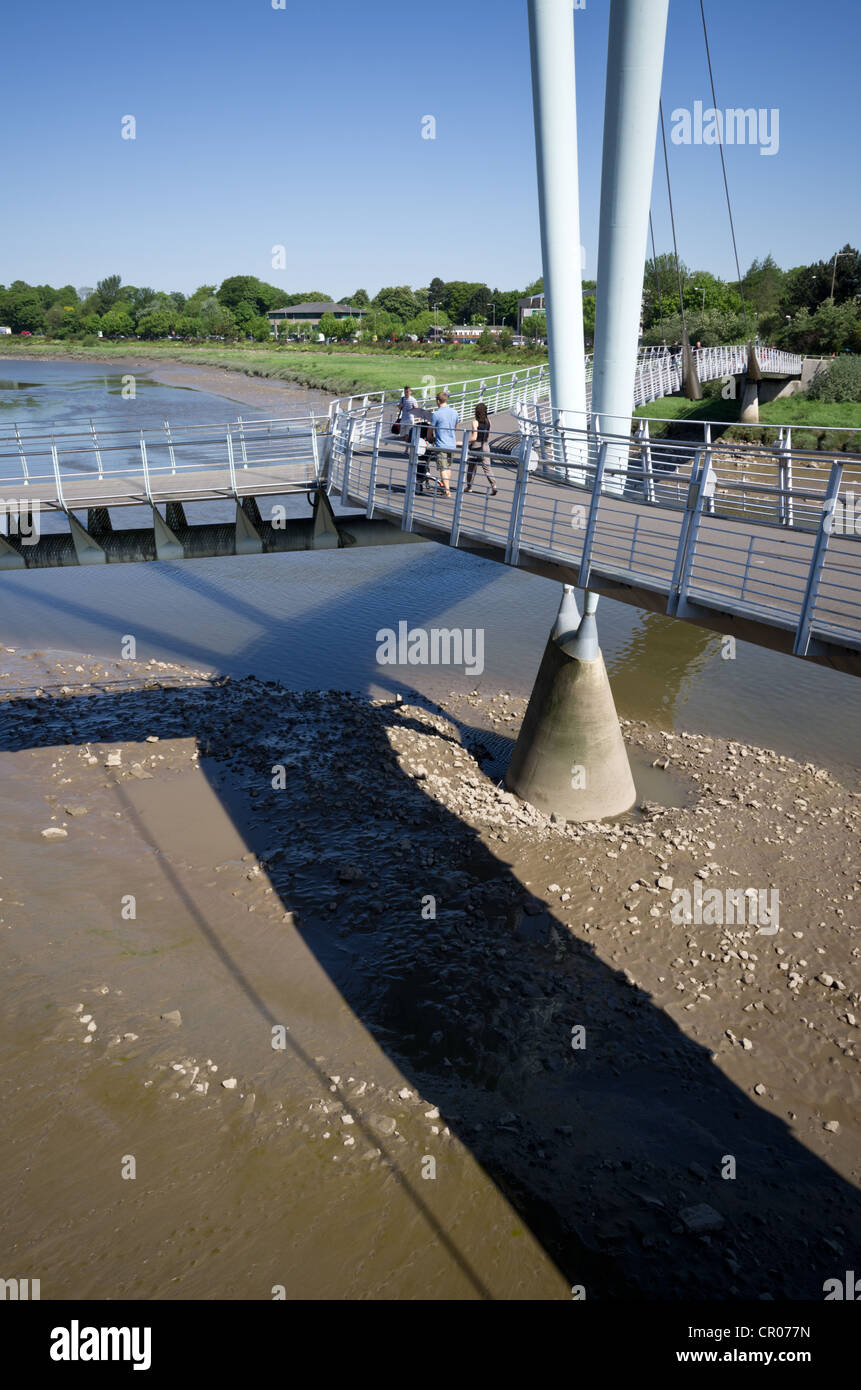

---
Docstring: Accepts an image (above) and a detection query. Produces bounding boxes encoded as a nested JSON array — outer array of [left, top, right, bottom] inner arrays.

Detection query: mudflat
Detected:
[[0, 650, 858, 1299]]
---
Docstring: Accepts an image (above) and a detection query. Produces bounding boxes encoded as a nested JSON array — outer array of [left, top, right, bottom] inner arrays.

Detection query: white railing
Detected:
[[325, 406, 861, 661], [0, 414, 322, 507], [327, 346, 805, 437]]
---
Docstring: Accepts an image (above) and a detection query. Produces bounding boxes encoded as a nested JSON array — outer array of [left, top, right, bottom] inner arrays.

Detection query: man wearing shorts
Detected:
[[429, 391, 459, 498]]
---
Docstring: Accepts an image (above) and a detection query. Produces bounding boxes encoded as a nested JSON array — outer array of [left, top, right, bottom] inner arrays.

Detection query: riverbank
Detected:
[[0, 340, 525, 399], [0, 649, 857, 1299]]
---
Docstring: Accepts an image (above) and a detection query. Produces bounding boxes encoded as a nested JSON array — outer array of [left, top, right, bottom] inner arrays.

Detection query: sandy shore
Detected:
[[0, 649, 857, 1299]]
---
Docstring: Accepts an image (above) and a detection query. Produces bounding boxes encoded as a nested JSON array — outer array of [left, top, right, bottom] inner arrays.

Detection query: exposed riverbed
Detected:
[[0, 359, 858, 1299]]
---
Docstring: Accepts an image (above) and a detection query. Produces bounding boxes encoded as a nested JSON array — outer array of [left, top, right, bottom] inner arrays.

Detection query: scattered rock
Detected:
[[679, 1203, 724, 1234]]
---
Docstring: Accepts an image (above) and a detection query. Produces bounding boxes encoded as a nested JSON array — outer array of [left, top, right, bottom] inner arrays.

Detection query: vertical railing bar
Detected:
[[793, 462, 843, 655], [163, 418, 177, 476], [365, 419, 382, 519], [90, 417, 104, 481]]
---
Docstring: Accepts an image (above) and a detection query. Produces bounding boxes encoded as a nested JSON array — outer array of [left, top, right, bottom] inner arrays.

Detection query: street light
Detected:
[[489, 301, 496, 328], [830, 251, 853, 300]]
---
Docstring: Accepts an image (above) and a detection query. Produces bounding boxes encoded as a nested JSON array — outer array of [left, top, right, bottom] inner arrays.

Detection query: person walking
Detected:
[[429, 390, 459, 497], [465, 401, 497, 494], [397, 386, 422, 452]]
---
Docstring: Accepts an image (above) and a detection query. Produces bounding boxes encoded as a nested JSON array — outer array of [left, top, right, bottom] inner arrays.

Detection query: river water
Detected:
[[1, 359, 858, 780]]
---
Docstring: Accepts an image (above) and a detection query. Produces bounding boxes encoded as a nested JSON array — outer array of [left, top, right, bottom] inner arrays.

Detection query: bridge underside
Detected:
[[6, 480, 854, 678], [391, 508, 860, 679]]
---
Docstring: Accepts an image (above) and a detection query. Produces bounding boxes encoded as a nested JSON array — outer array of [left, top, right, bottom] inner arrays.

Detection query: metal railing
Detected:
[[326, 407, 861, 661], [0, 414, 322, 508], [327, 345, 805, 441]]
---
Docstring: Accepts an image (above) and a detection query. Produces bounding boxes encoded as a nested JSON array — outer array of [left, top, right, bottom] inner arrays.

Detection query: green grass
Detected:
[[0, 339, 542, 397], [635, 389, 861, 451]]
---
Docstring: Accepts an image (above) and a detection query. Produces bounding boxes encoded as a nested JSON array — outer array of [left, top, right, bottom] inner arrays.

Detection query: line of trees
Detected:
[[641, 244, 861, 353], [1, 245, 857, 354]]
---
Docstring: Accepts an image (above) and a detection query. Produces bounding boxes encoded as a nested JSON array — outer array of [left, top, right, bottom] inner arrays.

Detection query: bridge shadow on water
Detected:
[[2, 547, 859, 1299]]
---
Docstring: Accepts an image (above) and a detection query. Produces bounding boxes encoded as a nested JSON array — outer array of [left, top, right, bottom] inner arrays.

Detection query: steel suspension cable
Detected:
[[658, 99, 689, 339], [648, 210, 666, 344], [699, 0, 752, 340]]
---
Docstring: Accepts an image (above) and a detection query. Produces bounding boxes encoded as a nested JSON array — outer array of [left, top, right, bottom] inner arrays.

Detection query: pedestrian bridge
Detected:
[[1, 353, 858, 676]]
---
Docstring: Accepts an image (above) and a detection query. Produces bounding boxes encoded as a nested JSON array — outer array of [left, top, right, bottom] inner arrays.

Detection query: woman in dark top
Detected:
[[465, 402, 497, 494]]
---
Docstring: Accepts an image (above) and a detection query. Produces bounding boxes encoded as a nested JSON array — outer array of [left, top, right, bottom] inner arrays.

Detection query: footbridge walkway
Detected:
[[1, 354, 858, 675]]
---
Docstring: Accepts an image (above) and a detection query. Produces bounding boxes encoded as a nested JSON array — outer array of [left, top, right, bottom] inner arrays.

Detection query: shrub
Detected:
[[805, 354, 861, 404]]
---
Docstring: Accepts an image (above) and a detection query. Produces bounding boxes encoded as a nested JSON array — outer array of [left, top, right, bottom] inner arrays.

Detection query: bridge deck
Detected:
[[336, 434, 861, 669]]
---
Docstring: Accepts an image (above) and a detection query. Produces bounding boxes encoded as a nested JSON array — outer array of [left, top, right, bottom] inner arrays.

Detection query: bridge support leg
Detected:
[[740, 375, 759, 423], [506, 587, 636, 821]]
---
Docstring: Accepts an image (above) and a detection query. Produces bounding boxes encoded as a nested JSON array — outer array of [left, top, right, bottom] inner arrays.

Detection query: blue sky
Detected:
[[3, 0, 857, 296]]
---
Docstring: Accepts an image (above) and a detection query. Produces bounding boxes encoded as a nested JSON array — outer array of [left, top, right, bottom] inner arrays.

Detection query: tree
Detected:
[[217, 275, 284, 314], [522, 313, 546, 341], [198, 296, 236, 338], [373, 285, 420, 321], [350, 289, 370, 307], [136, 307, 173, 339], [583, 294, 596, 341], [742, 254, 784, 317], [4, 289, 45, 333], [405, 308, 449, 337], [175, 314, 204, 339], [249, 315, 272, 342], [440, 280, 484, 323], [100, 307, 135, 337], [96, 275, 123, 312], [318, 313, 340, 340], [233, 299, 258, 331]]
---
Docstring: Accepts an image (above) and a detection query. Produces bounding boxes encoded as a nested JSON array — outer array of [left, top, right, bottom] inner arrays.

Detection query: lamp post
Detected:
[[490, 301, 496, 328], [830, 251, 852, 300]]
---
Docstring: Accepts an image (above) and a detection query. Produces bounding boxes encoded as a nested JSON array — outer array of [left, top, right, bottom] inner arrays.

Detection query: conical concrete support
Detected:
[[681, 330, 702, 401], [740, 341, 762, 422], [506, 593, 636, 821], [740, 375, 760, 424]]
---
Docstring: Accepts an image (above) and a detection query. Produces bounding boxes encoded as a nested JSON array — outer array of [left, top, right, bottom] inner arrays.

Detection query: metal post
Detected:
[[402, 424, 421, 532], [505, 435, 531, 565], [639, 418, 655, 503], [365, 419, 383, 519], [237, 415, 249, 468], [51, 439, 65, 509], [449, 433, 471, 547], [140, 433, 153, 504], [340, 418, 356, 505], [577, 441, 608, 587], [90, 417, 104, 480], [527, 0, 589, 461], [592, 0, 670, 496], [794, 463, 843, 656], [14, 424, 30, 485], [666, 449, 705, 614], [225, 431, 238, 498], [164, 419, 177, 475]]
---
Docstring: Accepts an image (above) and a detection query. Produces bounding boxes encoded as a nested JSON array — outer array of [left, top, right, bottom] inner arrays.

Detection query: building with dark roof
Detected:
[[267, 301, 367, 327]]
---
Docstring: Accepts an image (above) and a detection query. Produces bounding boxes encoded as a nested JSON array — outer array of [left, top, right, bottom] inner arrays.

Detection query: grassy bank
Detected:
[[0, 339, 542, 397], [635, 390, 861, 450]]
